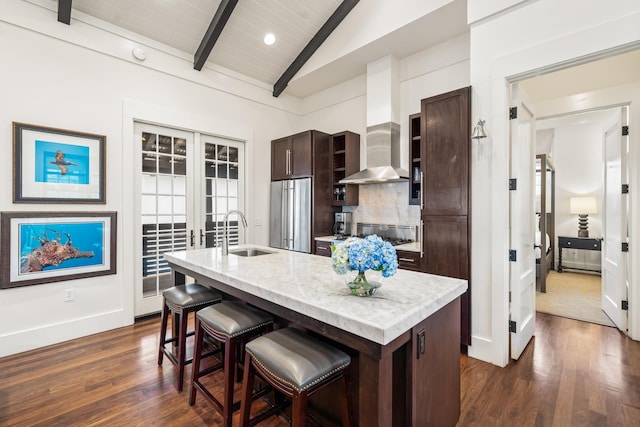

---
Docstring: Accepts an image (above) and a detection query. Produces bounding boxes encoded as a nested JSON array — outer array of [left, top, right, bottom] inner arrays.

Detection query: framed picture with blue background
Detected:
[[13, 122, 105, 203], [0, 212, 117, 288]]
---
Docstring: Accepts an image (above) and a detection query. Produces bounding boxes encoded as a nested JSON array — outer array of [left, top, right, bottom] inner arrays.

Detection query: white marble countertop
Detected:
[[163, 245, 466, 345]]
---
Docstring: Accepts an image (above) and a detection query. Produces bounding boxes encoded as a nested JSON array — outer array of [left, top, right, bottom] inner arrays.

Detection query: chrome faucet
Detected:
[[222, 210, 248, 256]]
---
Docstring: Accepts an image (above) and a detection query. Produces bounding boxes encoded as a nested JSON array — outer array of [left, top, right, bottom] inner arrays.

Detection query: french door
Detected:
[[134, 122, 245, 316]]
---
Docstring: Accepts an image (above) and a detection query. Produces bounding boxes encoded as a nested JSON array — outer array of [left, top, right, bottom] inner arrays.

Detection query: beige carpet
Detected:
[[536, 271, 616, 327]]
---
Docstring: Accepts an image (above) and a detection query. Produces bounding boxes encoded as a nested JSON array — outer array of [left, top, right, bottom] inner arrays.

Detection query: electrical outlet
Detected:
[[65, 289, 74, 302], [254, 218, 262, 227]]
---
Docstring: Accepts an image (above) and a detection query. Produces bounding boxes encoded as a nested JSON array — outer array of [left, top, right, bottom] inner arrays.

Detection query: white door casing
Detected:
[[134, 123, 246, 317], [602, 107, 629, 332], [509, 83, 537, 360]]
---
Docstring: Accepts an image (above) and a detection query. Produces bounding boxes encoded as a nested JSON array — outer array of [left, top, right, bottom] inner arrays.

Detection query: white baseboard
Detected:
[[0, 310, 132, 358]]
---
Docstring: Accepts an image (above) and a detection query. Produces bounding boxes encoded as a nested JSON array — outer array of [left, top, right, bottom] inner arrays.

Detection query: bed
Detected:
[[536, 154, 555, 293]]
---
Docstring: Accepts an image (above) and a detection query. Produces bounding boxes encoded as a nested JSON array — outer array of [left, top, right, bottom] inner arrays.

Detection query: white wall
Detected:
[[0, 0, 300, 357], [470, 0, 640, 366]]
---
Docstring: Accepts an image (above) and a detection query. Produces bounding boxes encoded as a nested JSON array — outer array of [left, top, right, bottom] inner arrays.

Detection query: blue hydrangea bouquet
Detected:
[[331, 234, 398, 297]]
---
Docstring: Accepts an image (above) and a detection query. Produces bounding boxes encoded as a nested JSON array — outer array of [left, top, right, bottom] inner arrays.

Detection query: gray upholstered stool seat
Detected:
[[189, 301, 274, 427], [157, 283, 222, 392], [239, 327, 353, 427]]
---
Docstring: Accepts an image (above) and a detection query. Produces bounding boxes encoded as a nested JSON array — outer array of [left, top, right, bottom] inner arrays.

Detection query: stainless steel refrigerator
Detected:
[[269, 178, 312, 253]]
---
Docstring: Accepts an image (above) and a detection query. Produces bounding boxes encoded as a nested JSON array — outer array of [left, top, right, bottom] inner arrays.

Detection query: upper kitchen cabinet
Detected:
[[409, 113, 422, 205], [271, 131, 316, 180], [421, 88, 470, 216], [331, 131, 360, 206]]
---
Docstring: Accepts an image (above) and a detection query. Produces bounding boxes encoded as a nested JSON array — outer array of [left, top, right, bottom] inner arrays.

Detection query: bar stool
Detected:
[[157, 283, 222, 392], [189, 301, 274, 427], [239, 327, 353, 427]]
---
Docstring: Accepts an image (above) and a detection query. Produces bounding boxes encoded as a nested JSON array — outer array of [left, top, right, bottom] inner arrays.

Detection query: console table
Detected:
[[557, 236, 602, 273]]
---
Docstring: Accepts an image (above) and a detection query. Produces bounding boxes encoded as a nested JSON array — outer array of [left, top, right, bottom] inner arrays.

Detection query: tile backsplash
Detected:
[[343, 182, 421, 235]]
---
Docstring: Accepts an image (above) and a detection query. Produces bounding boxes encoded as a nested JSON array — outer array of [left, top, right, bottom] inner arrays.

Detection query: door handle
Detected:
[[189, 229, 195, 247], [200, 229, 204, 246]]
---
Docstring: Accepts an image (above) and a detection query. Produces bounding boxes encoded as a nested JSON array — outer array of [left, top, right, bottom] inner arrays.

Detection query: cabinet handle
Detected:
[[318, 246, 329, 252], [286, 149, 291, 175], [420, 171, 424, 209], [399, 257, 415, 263], [420, 219, 424, 259]]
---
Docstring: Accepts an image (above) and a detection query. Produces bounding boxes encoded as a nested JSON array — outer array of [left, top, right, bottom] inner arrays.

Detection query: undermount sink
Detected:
[[228, 248, 275, 257]]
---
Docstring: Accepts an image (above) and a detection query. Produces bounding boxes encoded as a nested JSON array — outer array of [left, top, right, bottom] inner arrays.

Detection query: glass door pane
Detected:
[[139, 126, 192, 301], [202, 136, 244, 249]]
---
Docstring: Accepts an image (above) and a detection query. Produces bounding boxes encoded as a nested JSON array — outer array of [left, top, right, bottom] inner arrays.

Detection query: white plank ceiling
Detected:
[[70, 0, 342, 88]]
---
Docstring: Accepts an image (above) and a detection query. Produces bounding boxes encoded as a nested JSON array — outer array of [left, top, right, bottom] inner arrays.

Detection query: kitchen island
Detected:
[[164, 246, 467, 427]]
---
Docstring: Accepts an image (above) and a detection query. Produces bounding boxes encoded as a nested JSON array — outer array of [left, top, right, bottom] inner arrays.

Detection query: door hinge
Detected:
[[622, 300, 629, 310], [509, 107, 518, 120], [622, 184, 629, 194], [509, 250, 517, 262], [509, 320, 517, 333], [622, 242, 629, 252], [509, 179, 517, 190], [622, 125, 629, 136]]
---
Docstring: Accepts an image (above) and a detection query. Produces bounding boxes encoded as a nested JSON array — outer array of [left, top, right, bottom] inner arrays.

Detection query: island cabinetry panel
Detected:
[[410, 298, 461, 427], [315, 240, 332, 257], [331, 131, 360, 206], [419, 86, 471, 345], [396, 249, 422, 272]]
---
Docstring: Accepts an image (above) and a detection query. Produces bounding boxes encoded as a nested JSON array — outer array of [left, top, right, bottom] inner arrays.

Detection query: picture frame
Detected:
[[0, 212, 117, 289], [13, 122, 106, 203]]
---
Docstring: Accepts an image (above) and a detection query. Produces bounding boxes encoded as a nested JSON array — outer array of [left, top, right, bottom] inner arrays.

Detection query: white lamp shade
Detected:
[[570, 196, 597, 214]]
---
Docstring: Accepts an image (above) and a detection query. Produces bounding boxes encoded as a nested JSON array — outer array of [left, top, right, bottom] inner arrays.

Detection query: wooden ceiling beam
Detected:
[[194, 0, 238, 71], [58, 0, 72, 25], [272, 0, 359, 97]]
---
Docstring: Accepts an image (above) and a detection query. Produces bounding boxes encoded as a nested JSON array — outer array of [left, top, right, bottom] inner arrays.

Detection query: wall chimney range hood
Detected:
[[339, 121, 409, 184], [340, 55, 409, 184]]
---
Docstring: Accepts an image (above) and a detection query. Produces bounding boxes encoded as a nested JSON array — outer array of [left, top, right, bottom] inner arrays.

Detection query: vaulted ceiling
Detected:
[[56, 0, 357, 97], [52, 0, 471, 98]]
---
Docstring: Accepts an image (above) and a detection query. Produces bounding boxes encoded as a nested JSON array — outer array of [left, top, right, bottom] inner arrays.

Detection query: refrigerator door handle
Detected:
[[281, 182, 289, 248], [288, 180, 295, 249]]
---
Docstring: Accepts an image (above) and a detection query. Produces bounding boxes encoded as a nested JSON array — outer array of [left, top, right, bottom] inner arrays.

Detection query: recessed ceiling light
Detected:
[[264, 33, 276, 46]]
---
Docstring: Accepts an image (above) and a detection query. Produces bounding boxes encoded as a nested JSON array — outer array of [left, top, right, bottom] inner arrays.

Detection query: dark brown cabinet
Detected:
[[396, 249, 422, 272], [271, 131, 314, 180], [416, 86, 471, 345], [315, 240, 332, 257], [331, 131, 360, 206]]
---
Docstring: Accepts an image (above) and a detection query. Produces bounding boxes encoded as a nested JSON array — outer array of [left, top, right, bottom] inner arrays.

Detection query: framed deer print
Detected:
[[0, 212, 116, 288]]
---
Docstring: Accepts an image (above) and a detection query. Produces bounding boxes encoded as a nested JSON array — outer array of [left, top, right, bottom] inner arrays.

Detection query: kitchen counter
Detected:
[[164, 245, 466, 426], [164, 246, 464, 345]]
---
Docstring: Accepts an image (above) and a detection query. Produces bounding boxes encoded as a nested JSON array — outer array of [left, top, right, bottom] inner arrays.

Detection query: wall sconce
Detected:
[[471, 119, 487, 139], [570, 196, 597, 237]]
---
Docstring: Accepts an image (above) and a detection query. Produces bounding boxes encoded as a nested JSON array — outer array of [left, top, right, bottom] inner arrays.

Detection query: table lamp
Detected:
[[570, 196, 597, 237]]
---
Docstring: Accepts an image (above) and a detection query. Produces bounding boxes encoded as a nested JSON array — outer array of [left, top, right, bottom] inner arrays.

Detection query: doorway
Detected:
[[532, 109, 621, 327], [515, 50, 638, 331]]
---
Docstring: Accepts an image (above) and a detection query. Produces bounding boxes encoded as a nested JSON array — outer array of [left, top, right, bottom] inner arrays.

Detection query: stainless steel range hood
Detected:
[[340, 55, 409, 184], [339, 121, 409, 184]]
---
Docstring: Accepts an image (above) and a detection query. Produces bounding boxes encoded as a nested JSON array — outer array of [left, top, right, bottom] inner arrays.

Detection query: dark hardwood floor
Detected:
[[1, 313, 638, 426]]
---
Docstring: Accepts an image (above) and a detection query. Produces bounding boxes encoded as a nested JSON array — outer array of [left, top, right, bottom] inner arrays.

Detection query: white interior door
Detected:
[[135, 122, 195, 316], [602, 107, 629, 331], [509, 83, 537, 360]]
